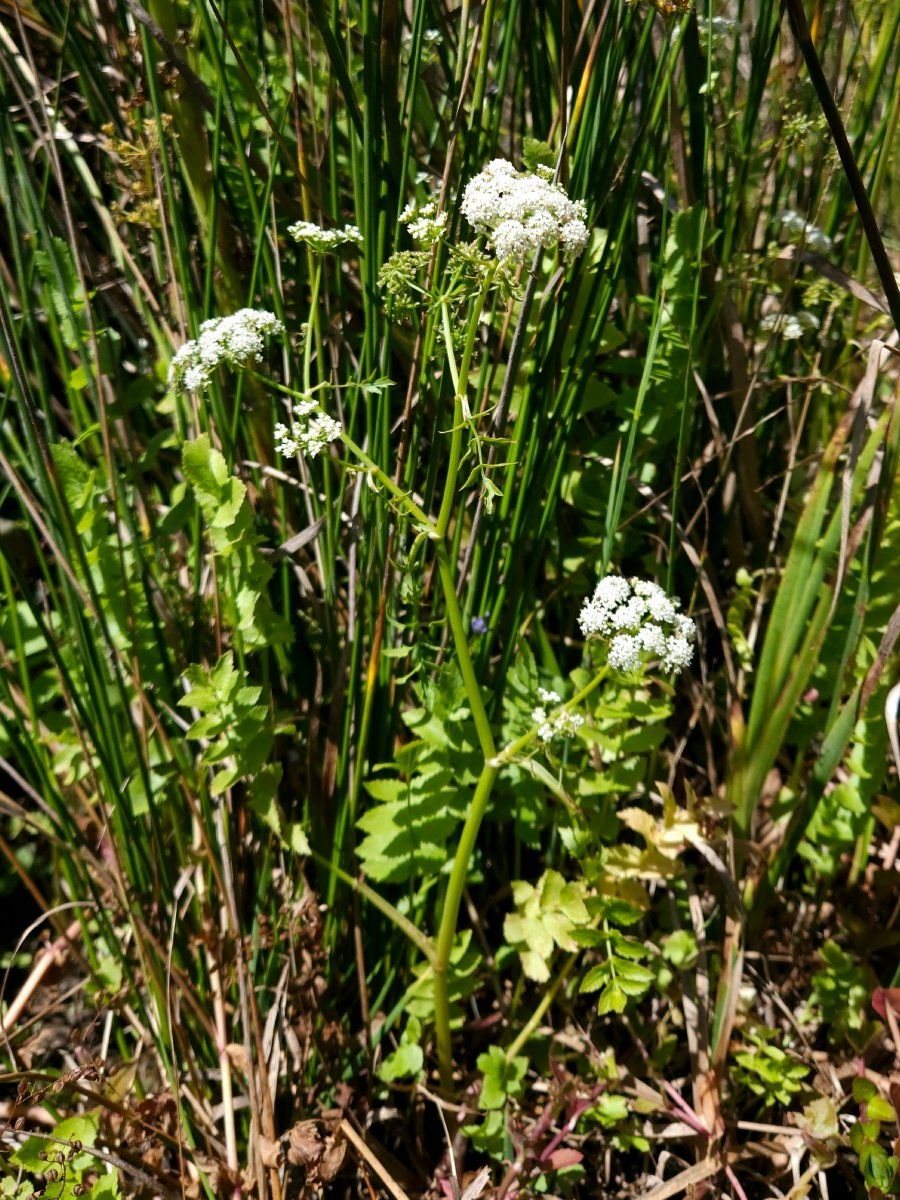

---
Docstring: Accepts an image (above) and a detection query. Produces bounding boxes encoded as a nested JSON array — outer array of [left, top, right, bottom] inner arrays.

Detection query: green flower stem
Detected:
[[436, 269, 496, 540], [339, 432, 436, 533], [493, 667, 609, 767], [431, 537, 500, 1089], [434, 546, 495, 761], [431, 648, 610, 1088], [433, 759, 498, 1089], [262, 380, 432, 532], [505, 951, 577, 1062]]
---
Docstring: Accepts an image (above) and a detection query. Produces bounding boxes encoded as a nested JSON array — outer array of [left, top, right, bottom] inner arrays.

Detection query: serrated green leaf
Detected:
[[363, 777, 408, 802], [612, 959, 654, 986], [89, 1173, 120, 1200], [522, 137, 557, 171], [580, 963, 610, 994], [597, 983, 627, 1014]]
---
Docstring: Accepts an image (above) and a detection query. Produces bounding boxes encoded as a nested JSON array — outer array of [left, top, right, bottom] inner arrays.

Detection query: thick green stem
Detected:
[[436, 271, 496, 539], [433, 760, 498, 1089], [339, 432, 436, 532], [434, 547, 495, 760]]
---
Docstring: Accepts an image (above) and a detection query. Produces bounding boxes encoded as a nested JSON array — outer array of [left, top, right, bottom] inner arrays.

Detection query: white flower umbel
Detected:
[[169, 309, 284, 393], [760, 310, 820, 340], [275, 398, 342, 460], [531, 686, 585, 744], [288, 221, 363, 252], [400, 200, 448, 246], [776, 209, 832, 256], [461, 159, 589, 266], [579, 576, 695, 675]]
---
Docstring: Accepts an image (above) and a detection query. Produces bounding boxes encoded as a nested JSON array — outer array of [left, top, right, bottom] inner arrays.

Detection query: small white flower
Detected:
[[760, 309, 820, 340], [169, 309, 283, 392], [532, 689, 583, 744], [305, 416, 340, 457], [553, 711, 584, 738], [663, 635, 695, 673], [579, 575, 695, 676], [288, 221, 363, 252], [275, 402, 342, 460], [608, 633, 642, 673], [400, 200, 448, 245], [461, 159, 590, 266], [776, 209, 832, 255], [637, 624, 667, 657]]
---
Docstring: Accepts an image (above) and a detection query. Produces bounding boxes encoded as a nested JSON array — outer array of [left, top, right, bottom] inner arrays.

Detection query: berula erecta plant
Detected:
[[2, 1, 900, 1197]]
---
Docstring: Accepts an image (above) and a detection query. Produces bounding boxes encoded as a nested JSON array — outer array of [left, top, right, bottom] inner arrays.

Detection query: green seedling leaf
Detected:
[[867, 1097, 898, 1124], [854, 1077, 879, 1104], [379, 1018, 424, 1082], [477, 1044, 528, 1110], [661, 929, 698, 967], [591, 1094, 629, 1125]]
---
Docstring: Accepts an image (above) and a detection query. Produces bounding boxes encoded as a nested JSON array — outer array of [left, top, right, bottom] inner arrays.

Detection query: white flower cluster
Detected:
[[531, 687, 585, 744], [399, 200, 448, 245], [760, 309, 820, 340], [274, 398, 342, 460], [579, 576, 695, 675], [460, 159, 589, 265], [168, 309, 283, 393], [288, 221, 363, 252], [776, 209, 832, 255]]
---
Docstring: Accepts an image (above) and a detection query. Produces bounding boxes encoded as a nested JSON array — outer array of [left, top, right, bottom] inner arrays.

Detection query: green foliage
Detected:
[[404, 931, 483, 1024], [357, 666, 481, 883], [579, 927, 655, 1015], [182, 436, 292, 650], [850, 1079, 900, 1197], [476, 1045, 529, 1111], [180, 653, 308, 852], [3, 0, 900, 1194], [732, 1027, 810, 1109], [378, 1016, 425, 1082], [6, 1114, 119, 1200], [581, 1093, 651, 1155], [460, 1046, 528, 1159], [503, 870, 589, 982], [805, 941, 881, 1049]]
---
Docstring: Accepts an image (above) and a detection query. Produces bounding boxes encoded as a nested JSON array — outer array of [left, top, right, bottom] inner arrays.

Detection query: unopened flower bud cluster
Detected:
[[169, 309, 283, 393], [579, 576, 695, 674], [288, 221, 363, 252], [461, 160, 589, 266], [531, 687, 585, 744], [275, 398, 342, 460]]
